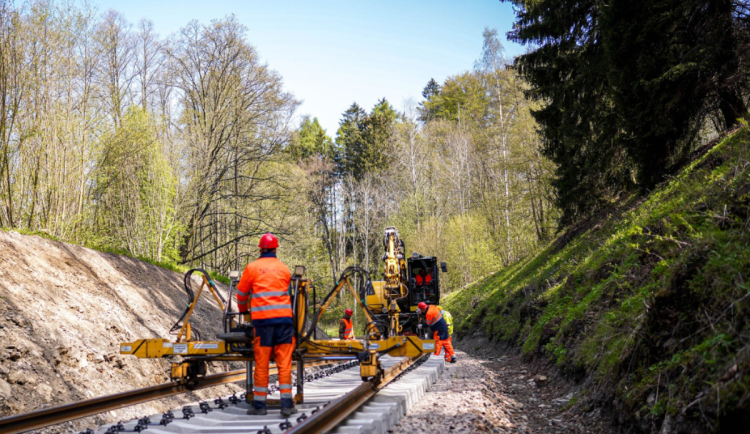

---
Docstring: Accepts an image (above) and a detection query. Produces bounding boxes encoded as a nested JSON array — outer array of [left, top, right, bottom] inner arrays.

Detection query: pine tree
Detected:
[[603, 0, 749, 188], [336, 100, 396, 180], [505, 0, 750, 225], [504, 0, 632, 225], [336, 102, 368, 178], [419, 78, 442, 121]]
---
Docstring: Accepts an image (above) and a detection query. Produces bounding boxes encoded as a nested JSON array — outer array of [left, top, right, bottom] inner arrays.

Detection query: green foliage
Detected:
[[96, 246, 188, 275], [1, 227, 59, 242], [444, 128, 750, 430], [94, 106, 182, 262], [209, 270, 231, 285], [505, 0, 750, 226], [287, 116, 334, 161], [418, 78, 442, 121], [420, 72, 487, 123], [335, 99, 397, 179]]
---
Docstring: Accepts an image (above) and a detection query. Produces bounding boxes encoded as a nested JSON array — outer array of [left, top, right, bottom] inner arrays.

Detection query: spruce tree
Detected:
[[505, 0, 750, 225], [505, 0, 633, 225]]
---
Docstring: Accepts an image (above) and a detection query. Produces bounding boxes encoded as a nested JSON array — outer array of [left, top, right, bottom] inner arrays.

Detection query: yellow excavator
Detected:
[[119, 226, 447, 403]]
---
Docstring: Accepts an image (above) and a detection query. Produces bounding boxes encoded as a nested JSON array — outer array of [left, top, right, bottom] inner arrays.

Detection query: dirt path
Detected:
[[392, 339, 617, 433]]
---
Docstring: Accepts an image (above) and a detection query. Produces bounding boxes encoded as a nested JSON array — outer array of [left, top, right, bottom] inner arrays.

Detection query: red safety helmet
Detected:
[[344, 308, 353, 316], [258, 233, 279, 249], [417, 302, 427, 312]]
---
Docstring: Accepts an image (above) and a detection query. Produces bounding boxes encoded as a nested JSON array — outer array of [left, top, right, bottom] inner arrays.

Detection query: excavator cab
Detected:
[[407, 256, 438, 307], [405, 254, 447, 310], [121, 227, 440, 392]]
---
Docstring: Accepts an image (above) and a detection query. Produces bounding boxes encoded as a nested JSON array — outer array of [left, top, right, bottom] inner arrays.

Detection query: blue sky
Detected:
[[96, 0, 523, 137]]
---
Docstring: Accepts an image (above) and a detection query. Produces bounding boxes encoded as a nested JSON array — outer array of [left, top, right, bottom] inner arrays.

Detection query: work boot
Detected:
[[449, 356, 457, 364], [246, 407, 267, 416], [280, 406, 298, 417]]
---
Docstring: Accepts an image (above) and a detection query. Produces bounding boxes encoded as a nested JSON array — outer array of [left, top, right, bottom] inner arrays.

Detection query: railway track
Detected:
[[0, 354, 443, 434], [90, 354, 442, 434], [0, 360, 332, 434]]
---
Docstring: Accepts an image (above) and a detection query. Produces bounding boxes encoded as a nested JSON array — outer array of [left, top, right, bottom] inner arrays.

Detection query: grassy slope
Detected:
[[443, 127, 750, 432]]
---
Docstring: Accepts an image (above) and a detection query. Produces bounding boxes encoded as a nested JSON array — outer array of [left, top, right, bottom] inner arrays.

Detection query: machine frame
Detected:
[[120, 263, 436, 405]]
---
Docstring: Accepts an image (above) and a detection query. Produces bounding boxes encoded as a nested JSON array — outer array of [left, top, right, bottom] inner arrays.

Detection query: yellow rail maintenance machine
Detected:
[[119, 226, 447, 405]]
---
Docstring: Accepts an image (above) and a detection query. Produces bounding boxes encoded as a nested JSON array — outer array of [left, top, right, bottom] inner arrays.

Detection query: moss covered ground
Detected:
[[443, 127, 750, 432]]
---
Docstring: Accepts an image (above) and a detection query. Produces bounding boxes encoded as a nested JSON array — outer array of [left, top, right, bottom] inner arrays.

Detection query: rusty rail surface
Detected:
[[284, 353, 429, 434], [0, 360, 330, 434]]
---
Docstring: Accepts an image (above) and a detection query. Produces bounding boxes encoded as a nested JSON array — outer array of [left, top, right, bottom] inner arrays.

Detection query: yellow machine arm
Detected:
[[382, 226, 408, 300], [315, 274, 374, 325], [170, 269, 228, 342], [120, 255, 436, 390]]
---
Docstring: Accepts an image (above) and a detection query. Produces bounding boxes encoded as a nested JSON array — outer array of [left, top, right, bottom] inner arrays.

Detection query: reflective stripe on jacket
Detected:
[[340, 318, 354, 340], [236, 255, 292, 322], [426, 305, 449, 340], [425, 305, 443, 325]]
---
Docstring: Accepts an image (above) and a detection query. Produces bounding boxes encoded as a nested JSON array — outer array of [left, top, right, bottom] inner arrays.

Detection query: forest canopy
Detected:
[[0, 0, 555, 316], [503, 0, 750, 224], [2, 0, 742, 333]]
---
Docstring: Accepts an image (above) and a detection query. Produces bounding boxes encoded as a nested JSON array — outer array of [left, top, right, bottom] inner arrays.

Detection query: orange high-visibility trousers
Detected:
[[252, 325, 295, 409], [433, 331, 455, 361]]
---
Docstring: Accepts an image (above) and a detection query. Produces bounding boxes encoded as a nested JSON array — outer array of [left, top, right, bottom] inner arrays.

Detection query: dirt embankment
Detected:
[[0, 230, 244, 433]]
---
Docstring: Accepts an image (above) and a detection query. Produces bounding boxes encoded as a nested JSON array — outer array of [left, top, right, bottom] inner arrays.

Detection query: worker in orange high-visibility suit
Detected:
[[237, 233, 297, 417], [339, 308, 355, 340], [417, 302, 456, 363]]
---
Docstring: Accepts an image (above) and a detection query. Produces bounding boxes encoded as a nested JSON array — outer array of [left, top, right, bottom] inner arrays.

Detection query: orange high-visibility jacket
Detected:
[[426, 304, 449, 340], [415, 273, 432, 286], [340, 318, 354, 340], [236, 255, 292, 322]]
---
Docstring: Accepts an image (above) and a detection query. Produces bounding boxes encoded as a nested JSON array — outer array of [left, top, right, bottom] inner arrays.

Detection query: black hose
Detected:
[[304, 266, 375, 340], [169, 268, 223, 337]]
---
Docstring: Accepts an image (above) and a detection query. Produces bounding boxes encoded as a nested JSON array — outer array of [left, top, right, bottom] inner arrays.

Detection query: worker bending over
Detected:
[[417, 302, 457, 363], [237, 233, 297, 417], [339, 308, 355, 340]]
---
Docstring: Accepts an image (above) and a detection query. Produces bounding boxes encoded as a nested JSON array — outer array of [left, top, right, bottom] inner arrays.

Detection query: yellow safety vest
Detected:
[[436, 306, 454, 336]]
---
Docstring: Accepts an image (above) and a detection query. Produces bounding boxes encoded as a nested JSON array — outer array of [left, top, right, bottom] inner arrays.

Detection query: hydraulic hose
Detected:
[[169, 268, 225, 339], [299, 266, 380, 353]]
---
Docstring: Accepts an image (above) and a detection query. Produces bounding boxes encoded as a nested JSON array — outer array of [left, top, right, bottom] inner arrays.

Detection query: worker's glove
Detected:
[[417, 324, 423, 329]]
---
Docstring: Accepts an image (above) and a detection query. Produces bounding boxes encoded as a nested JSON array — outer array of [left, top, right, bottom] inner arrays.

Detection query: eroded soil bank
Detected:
[[0, 231, 244, 433], [393, 336, 618, 433]]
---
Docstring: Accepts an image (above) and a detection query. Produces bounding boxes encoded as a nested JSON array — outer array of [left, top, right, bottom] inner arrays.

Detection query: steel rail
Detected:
[[284, 353, 429, 434], [0, 360, 330, 434]]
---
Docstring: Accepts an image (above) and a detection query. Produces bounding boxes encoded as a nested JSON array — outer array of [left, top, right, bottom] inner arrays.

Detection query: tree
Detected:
[[421, 72, 486, 124], [166, 16, 298, 266], [602, 0, 750, 187], [95, 9, 135, 127], [287, 116, 333, 161], [362, 98, 396, 173], [418, 78, 441, 121], [503, 0, 633, 225], [504, 0, 750, 224], [95, 106, 179, 261], [0, 1, 23, 228], [134, 19, 162, 111], [336, 102, 367, 179], [335, 99, 396, 180]]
